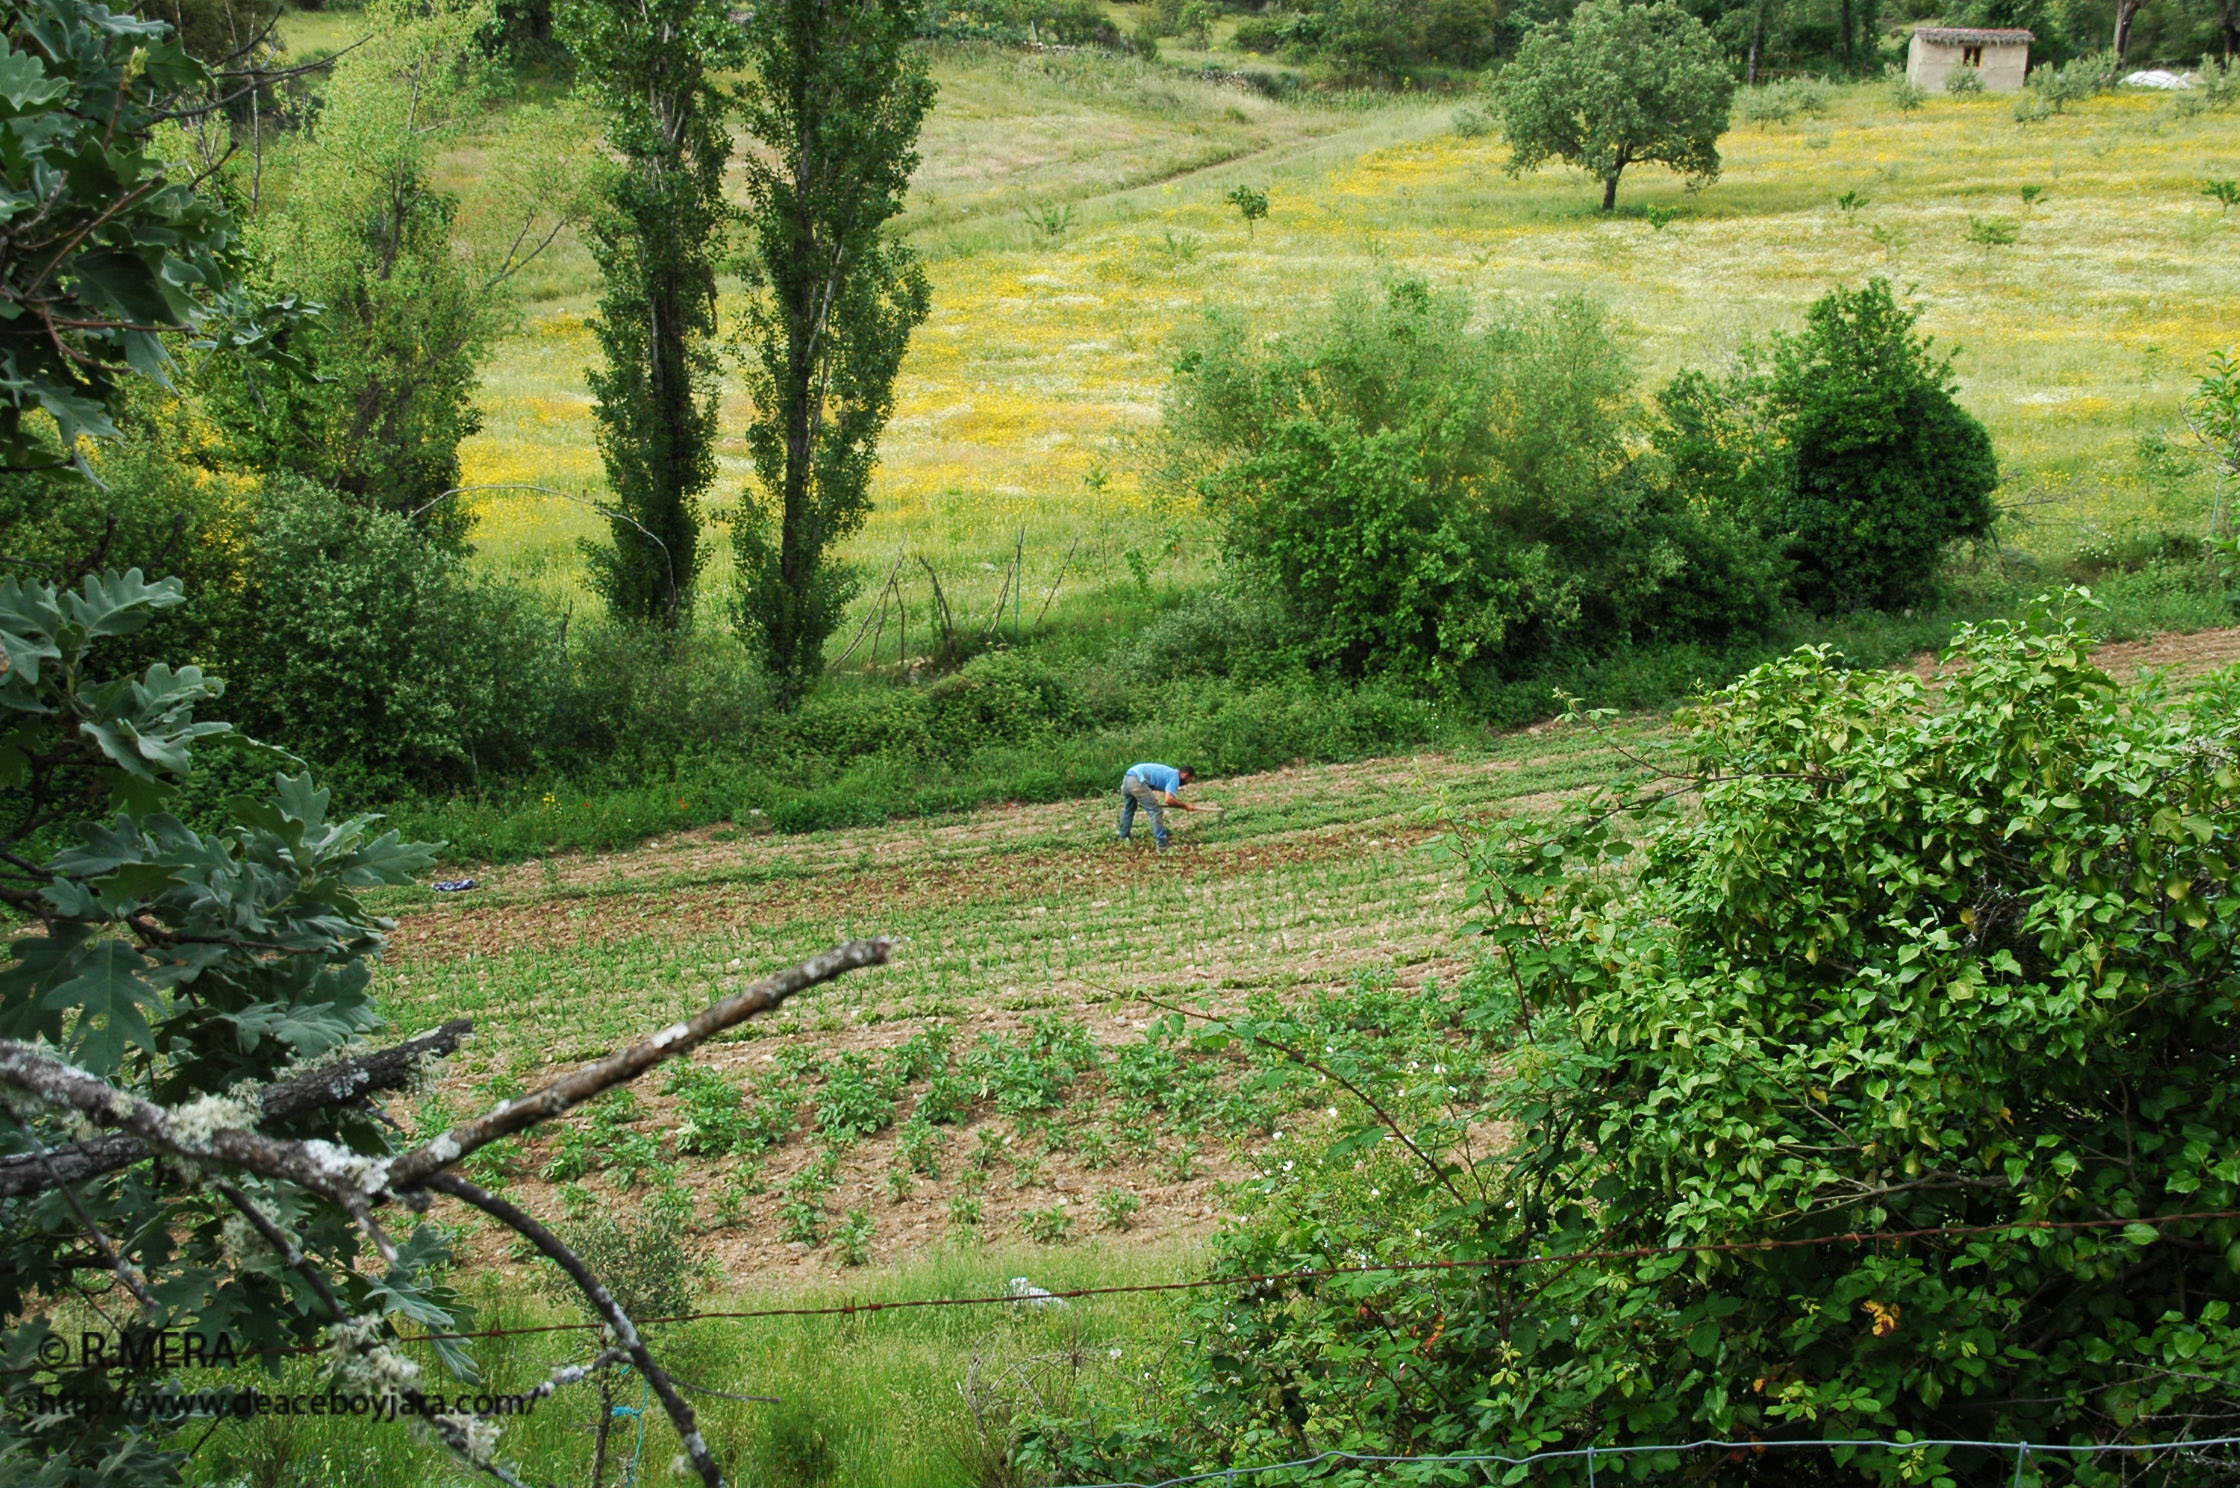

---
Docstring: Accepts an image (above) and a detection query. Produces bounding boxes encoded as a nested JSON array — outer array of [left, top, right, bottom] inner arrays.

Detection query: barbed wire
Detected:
[[15, 1206, 2234, 1372], [1053, 1436, 2240, 1488], [371, 1205, 2240, 1348]]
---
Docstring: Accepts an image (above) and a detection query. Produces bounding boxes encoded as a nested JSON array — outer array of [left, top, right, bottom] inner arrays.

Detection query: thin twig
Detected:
[[1031, 535, 1082, 630], [423, 1173, 723, 1488], [6, 1110, 154, 1306], [386, 940, 891, 1192]]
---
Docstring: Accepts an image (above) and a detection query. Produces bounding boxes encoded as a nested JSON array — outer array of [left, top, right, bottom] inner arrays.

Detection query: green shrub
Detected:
[[1740, 76, 1830, 124], [922, 650, 1086, 760], [545, 620, 771, 771], [1654, 279, 1999, 616], [1121, 589, 1305, 684], [1946, 62, 1985, 92], [781, 686, 937, 768], [1028, 0, 1121, 46], [209, 476, 565, 794], [1165, 278, 1780, 691], [1231, 14, 1287, 51], [1126, 604, 2240, 1481], [1762, 279, 2000, 611], [2200, 54, 2240, 111], [538, 1213, 703, 1322], [1273, 0, 1504, 76], [2030, 50, 2111, 111]]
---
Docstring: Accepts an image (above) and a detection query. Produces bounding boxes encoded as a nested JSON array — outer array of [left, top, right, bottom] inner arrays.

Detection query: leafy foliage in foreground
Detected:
[[1066, 602, 2240, 1485], [0, 0, 299, 468], [0, 571, 449, 1485]]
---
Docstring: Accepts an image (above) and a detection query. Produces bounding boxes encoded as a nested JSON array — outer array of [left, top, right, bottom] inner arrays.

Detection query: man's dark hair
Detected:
[[1177, 766, 1197, 781]]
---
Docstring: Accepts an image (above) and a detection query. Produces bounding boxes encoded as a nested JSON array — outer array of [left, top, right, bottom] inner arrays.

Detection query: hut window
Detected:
[[1962, 44, 1983, 64]]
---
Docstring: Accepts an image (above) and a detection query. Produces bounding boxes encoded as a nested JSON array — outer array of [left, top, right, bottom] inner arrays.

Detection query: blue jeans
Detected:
[[1118, 778, 1168, 847]]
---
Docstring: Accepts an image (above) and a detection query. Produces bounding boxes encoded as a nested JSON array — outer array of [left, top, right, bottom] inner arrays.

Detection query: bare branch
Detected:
[[423, 1172, 723, 1488], [0, 1020, 473, 1198], [386, 939, 891, 1192], [0, 1041, 396, 1259], [214, 1179, 540, 1488]]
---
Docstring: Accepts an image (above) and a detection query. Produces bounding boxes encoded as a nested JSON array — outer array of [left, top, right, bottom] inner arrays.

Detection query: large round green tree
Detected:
[[1496, 0, 1736, 213]]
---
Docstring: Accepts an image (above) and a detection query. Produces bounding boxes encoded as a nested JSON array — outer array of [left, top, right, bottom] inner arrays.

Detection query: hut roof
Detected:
[[1912, 26, 2035, 43]]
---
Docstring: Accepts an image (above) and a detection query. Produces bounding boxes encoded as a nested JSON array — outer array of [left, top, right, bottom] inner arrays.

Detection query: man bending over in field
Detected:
[[1119, 763, 1196, 850]]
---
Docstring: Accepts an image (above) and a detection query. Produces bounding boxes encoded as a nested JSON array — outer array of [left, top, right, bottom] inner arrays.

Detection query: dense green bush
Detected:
[[1739, 75, 1832, 123], [1765, 280, 2000, 612], [0, 394, 245, 670], [1090, 602, 2240, 1484], [209, 477, 565, 795], [916, 0, 1126, 46], [544, 619, 772, 769], [923, 649, 1089, 758], [1164, 277, 1782, 693], [1120, 587, 1309, 684], [1651, 278, 2000, 616], [1278, 0, 1507, 76]]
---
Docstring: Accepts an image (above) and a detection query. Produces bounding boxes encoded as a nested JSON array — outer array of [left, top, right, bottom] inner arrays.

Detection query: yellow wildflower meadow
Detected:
[[451, 55, 2240, 622]]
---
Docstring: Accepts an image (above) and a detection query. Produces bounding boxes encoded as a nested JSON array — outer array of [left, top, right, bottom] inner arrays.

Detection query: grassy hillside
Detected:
[[346, 36, 2240, 622]]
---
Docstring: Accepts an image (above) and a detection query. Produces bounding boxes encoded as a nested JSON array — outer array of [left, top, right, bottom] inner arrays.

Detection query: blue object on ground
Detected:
[[431, 879, 480, 893]]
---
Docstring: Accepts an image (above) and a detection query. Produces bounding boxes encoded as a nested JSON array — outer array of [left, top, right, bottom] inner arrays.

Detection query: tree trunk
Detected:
[[1839, 0, 1854, 70], [2111, 0, 2145, 62], [1602, 173, 1620, 212], [2221, 0, 2237, 61]]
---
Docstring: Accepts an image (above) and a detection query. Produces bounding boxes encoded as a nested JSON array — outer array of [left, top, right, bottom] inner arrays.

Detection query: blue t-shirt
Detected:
[[1126, 763, 1182, 795]]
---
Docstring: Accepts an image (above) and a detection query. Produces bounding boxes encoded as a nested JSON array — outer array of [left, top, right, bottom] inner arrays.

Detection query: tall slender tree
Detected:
[[733, 0, 935, 701], [2112, 0, 2150, 60], [559, 0, 740, 628]]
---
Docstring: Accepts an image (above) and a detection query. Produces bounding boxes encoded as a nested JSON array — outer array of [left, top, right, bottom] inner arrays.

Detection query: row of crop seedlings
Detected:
[[428, 1012, 1314, 1262]]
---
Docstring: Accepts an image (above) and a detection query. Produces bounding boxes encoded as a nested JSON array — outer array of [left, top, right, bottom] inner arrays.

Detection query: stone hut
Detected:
[[1907, 27, 2034, 91]]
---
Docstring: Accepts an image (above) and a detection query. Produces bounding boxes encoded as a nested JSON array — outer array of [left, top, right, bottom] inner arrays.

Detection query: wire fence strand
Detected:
[[13, 1207, 2230, 1374], [1055, 1435, 2240, 1488], [381, 1205, 2240, 1349]]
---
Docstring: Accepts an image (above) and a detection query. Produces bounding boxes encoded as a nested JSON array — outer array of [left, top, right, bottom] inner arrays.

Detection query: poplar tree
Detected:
[[559, 0, 740, 629], [734, 0, 935, 701]]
